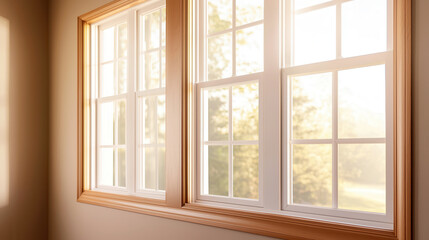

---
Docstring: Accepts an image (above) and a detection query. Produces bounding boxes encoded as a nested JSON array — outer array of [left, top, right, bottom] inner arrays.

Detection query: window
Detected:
[[89, 0, 166, 199], [196, 0, 264, 206], [193, 0, 393, 228], [78, 0, 411, 239], [281, 0, 394, 225]]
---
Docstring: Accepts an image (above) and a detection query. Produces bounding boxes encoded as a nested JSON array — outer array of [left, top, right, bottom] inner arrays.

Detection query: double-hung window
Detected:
[[90, 0, 166, 199], [193, 0, 393, 228], [196, 0, 266, 206], [282, 0, 393, 226], [78, 0, 411, 238]]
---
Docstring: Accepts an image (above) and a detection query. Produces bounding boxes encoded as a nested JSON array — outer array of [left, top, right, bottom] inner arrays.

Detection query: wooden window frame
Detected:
[[77, 0, 412, 239]]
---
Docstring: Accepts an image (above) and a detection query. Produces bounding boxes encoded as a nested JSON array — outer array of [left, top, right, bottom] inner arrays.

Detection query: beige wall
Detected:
[[48, 0, 274, 239], [412, 0, 429, 239], [0, 0, 49, 239]]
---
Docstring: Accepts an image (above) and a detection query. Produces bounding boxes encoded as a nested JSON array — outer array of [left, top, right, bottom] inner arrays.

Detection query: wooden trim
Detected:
[[82, 190, 165, 206], [165, 0, 186, 208], [77, 17, 86, 198], [77, 0, 412, 239], [79, 0, 148, 24], [394, 0, 412, 239], [78, 193, 397, 240]]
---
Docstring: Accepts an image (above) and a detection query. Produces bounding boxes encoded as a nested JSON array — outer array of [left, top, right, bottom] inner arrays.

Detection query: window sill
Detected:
[[78, 191, 397, 240]]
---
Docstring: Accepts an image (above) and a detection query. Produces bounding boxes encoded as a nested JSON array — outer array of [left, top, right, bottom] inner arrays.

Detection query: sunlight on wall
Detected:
[[0, 16, 10, 208]]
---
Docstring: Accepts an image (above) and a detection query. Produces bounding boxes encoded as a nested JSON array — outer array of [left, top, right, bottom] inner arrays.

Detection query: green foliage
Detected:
[[233, 145, 259, 199], [209, 145, 229, 196]]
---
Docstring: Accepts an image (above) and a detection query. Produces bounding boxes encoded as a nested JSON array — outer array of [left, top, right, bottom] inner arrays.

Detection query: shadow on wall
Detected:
[[0, 16, 9, 208]]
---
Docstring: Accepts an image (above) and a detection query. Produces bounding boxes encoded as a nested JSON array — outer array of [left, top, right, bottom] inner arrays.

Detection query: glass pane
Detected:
[[294, 6, 336, 65], [294, 0, 331, 10], [101, 27, 114, 62], [144, 147, 157, 190], [342, 0, 387, 57], [293, 144, 332, 207], [101, 63, 114, 97], [204, 87, 229, 141], [161, 48, 166, 87], [338, 65, 386, 138], [118, 148, 126, 187], [100, 148, 114, 186], [158, 147, 166, 191], [118, 23, 128, 58], [118, 59, 127, 94], [292, 73, 332, 139], [232, 83, 259, 141], [233, 145, 259, 199], [236, 0, 263, 26], [142, 96, 157, 144], [158, 95, 166, 144], [161, 7, 166, 47], [207, 33, 232, 81], [205, 145, 229, 196], [236, 25, 263, 76], [142, 10, 160, 51], [339, 144, 386, 213], [117, 100, 126, 145], [100, 102, 114, 145], [207, 0, 232, 34], [141, 51, 160, 90]]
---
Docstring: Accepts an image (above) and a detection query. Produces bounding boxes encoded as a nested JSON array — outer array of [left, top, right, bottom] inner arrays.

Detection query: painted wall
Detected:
[[0, 0, 49, 239], [412, 0, 429, 239], [48, 0, 429, 239]]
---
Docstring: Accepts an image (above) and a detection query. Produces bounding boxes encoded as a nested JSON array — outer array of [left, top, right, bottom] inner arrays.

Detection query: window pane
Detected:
[[158, 147, 166, 190], [100, 148, 114, 186], [294, 7, 336, 65], [141, 51, 160, 90], [338, 65, 385, 138], [117, 100, 126, 145], [101, 63, 114, 97], [141, 96, 157, 144], [293, 144, 332, 207], [101, 27, 114, 62], [144, 147, 157, 190], [232, 83, 259, 141], [207, 0, 232, 34], [161, 7, 166, 47], [204, 87, 229, 141], [342, 0, 387, 57], [118, 23, 128, 58], [207, 33, 232, 81], [292, 73, 332, 139], [158, 95, 166, 144], [161, 48, 166, 87], [142, 10, 160, 51], [118, 59, 127, 94], [233, 145, 259, 199], [236, 0, 263, 26], [100, 102, 114, 145], [339, 144, 386, 213], [205, 145, 229, 196], [118, 148, 126, 187], [236, 25, 263, 76], [294, 0, 331, 10]]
